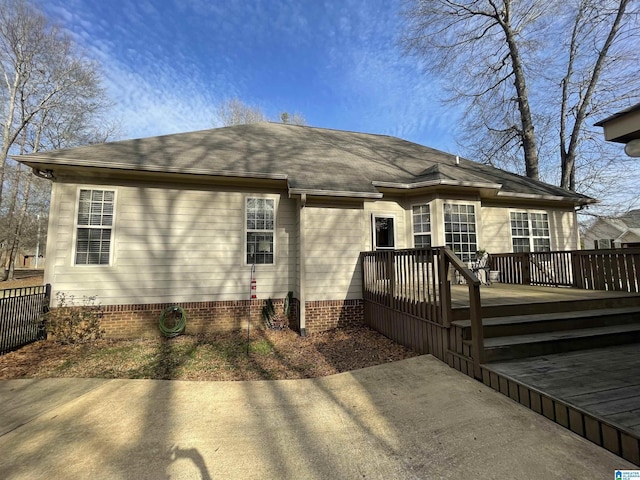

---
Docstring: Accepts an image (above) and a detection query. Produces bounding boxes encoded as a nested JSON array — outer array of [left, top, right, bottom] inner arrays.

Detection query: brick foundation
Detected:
[[95, 298, 299, 339], [304, 299, 364, 334], [54, 297, 360, 338]]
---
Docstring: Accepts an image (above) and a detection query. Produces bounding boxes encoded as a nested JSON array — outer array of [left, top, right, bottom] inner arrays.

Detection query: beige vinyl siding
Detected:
[[303, 205, 364, 301], [549, 208, 579, 250], [46, 182, 296, 305], [480, 206, 579, 252], [479, 206, 516, 253]]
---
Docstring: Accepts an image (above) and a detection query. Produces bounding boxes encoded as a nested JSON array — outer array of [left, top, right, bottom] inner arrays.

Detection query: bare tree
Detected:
[[558, 0, 632, 191], [401, 0, 639, 195], [0, 0, 111, 206], [0, 0, 117, 279], [280, 111, 307, 126], [216, 98, 309, 127], [216, 98, 268, 126]]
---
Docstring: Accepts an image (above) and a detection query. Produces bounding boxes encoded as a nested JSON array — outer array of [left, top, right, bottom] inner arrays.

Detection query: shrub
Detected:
[[45, 292, 105, 344]]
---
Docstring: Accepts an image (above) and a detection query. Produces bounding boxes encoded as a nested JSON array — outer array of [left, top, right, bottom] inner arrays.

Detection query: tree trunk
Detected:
[[560, 0, 629, 190], [498, 0, 539, 180]]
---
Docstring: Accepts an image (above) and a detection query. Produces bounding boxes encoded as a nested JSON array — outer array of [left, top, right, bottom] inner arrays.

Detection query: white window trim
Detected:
[[443, 202, 478, 262], [411, 202, 432, 248], [596, 238, 614, 249], [509, 210, 552, 252], [71, 187, 117, 267], [244, 195, 277, 266], [372, 213, 396, 250]]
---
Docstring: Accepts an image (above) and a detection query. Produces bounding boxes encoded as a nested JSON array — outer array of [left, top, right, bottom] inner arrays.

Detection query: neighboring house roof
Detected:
[[586, 209, 640, 243], [16, 122, 595, 205]]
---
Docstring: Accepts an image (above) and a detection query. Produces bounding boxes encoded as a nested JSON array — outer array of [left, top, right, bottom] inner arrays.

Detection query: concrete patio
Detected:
[[0, 355, 632, 479]]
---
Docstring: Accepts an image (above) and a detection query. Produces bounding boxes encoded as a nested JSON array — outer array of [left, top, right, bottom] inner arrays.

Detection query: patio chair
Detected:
[[471, 251, 491, 285]]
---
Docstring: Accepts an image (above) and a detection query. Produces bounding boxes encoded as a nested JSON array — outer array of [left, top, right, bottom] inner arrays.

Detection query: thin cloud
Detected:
[[40, 0, 457, 151]]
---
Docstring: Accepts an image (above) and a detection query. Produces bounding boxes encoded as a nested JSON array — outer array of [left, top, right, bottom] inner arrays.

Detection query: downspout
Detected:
[[298, 193, 307, 336]]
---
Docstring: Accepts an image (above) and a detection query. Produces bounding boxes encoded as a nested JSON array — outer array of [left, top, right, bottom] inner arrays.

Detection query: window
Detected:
[[444, 203, 477, 262], [510, 212, 551, 252], [246, 198, 275, 264], [75, 189, 114, 265], [412, 204, 431, 247], [595, 238, 615, 249], [373, 215, 395, 249]]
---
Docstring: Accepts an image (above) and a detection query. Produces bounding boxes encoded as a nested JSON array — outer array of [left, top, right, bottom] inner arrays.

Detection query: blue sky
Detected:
[[40, 0, 461, 153]]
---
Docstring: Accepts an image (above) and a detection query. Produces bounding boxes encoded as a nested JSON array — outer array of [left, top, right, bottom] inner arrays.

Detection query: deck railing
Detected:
[[491, 248, 640, 292], [362, 247, 484, 377]]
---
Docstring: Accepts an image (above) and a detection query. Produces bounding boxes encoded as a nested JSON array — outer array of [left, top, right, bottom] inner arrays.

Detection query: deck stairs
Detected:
[[451, 294, 640, 362]]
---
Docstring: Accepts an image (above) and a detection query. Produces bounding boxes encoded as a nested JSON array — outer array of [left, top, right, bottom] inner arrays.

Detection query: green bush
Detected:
[[46, 292, 105, 344]]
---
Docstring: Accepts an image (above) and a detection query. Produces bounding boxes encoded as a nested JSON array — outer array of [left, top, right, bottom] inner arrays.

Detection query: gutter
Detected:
[[496, 191, 597, 205], [288, 188, 382, 199], [17, 156, 290, 181], [372, 179, 502, 190]]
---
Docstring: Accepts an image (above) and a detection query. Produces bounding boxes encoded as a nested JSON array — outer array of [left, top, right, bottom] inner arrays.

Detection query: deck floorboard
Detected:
[[451, 283, 640, 308], [488, 344, 640, 436]]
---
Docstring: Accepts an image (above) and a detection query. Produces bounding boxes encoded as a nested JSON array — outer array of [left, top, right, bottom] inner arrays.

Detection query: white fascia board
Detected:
[[288, 188, 383, 199], [372, 179, 502, 190], [496, 191, 596, 204], [16, 156, 289, 181]]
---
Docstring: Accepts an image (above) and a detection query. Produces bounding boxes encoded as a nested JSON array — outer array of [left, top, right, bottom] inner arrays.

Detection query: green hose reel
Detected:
[[159, 305, 187, 338]]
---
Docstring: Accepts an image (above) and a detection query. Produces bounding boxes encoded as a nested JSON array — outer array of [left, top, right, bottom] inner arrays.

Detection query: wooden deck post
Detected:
[[522, 252, 532, 285], [571, 251, 582, 289], [438, 252, 452, 327], [468, 282, 484, 379], [387, 251, 395, 309]]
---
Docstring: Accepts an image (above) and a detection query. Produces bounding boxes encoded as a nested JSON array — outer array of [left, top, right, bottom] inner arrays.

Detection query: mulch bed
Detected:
[[0, 325, 418, 381]]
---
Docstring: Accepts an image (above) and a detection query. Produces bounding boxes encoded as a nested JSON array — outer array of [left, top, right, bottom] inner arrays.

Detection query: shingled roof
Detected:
[[16, 122, 594, 205]]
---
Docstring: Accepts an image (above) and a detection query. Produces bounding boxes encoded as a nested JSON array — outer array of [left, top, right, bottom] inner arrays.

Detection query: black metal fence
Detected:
[[0, 284, 51, 355]]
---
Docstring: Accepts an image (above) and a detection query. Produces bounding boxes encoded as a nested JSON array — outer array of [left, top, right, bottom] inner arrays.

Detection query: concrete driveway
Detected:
[[0, 355, 633, 479]]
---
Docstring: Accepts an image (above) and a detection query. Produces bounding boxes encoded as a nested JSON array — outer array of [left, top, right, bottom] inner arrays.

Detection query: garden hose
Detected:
[[159, 305, 186, 338]]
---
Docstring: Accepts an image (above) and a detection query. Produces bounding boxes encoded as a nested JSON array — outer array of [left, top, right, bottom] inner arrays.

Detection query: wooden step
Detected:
[[452, 307, 640, 339], [451, 294, 640, 321], [472, 323, 640, 362]]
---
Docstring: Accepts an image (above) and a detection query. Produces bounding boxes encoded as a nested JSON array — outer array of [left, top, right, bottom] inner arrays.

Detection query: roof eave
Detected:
[[372, 179, 502, 190], [288, 188, 383, 199], [16, 156, 289, 182], [496, 191, 597, 205]]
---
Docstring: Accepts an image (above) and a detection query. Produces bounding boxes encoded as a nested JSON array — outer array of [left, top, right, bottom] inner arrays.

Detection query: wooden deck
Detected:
[[451, 282, 640, 308], [487, 344, 640, 438], [448, 283, 640, 463], [362, 249, 640, 464]]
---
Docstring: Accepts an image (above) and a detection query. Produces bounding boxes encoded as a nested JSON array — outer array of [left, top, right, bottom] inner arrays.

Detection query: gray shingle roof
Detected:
[[617, 209, 640, 228], [17, 122, 594, 203]]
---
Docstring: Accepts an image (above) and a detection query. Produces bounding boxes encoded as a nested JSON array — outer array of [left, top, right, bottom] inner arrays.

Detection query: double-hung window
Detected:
[[75, 189, 114, 265], [412, 204, 431, 247], [246, 198, 275, 264], [444, 203, 477, 262], [595, 238, 615, 249], [510, 212, 551, 252]]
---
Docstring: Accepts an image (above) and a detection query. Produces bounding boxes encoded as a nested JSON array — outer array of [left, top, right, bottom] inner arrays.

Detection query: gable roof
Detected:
[[618, 209, 640, 228], [601, 210, 640, 237], [16, 122, 594, 205]]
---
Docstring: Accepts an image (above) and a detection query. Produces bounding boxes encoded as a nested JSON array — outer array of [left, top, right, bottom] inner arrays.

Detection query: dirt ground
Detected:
[[0, 274, 44, 289], [0, 325, 418, 381], [0, 274, 418, 381]]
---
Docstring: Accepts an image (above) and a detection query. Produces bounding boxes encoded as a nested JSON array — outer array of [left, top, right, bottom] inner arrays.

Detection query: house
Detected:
[[582, 209, 640, 250], [595, 102, 640, 157], [15, 123, 595, 337]]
